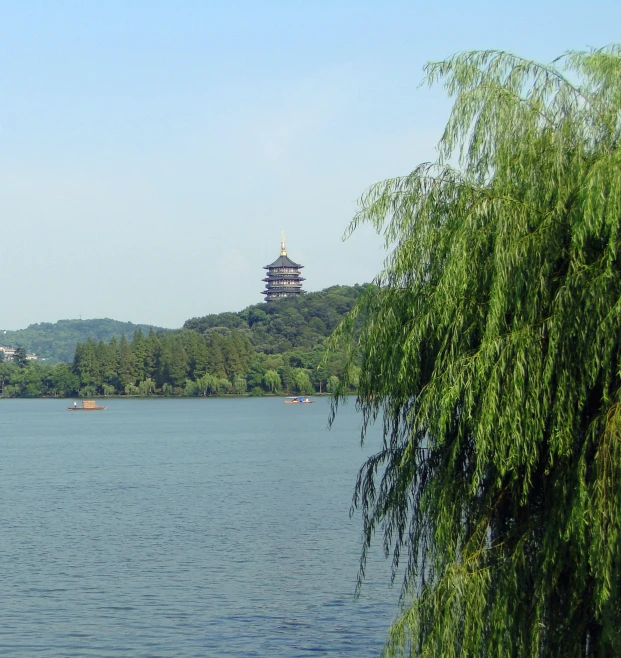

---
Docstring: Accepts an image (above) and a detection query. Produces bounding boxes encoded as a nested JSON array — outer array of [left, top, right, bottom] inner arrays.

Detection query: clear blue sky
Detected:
[[1, 0, 619, 329]]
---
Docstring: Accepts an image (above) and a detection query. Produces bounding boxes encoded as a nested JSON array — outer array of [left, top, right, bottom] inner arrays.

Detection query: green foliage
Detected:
[[326, 375, 340, 394], [233, 375, 248, 395], [12, 346, 28, 368], [185, 285, 368, 353], [1, 318, 165, 363], [331, 46, 621, 657], [263, 369, 282, 393], [293, 368, 314, 395], [2, 285, 365, 397]]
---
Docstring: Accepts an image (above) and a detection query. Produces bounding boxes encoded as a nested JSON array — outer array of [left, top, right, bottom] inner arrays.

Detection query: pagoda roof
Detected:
[[263, 254, 303, 269]]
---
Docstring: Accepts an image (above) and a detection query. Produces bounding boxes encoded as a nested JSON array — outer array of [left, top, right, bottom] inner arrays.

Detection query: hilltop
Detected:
[[2, 318, 166, 363], [0, 284, 369, 398], [184, 284, 368, 353]]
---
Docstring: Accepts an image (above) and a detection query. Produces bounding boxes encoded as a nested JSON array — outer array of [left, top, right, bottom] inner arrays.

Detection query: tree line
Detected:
[[1, 318, 164, 363], [0, 285, 364, 397]]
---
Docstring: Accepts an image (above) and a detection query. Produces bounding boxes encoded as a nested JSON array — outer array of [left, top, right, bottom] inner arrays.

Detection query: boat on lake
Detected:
[[68, 400, 107, 411], [284, 397, 314, 404]]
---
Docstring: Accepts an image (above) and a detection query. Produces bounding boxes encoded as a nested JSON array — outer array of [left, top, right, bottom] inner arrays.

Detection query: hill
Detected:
[[184, 284, 368, 353], [2, 318, 166, 363], [0, 284, 369, 398]]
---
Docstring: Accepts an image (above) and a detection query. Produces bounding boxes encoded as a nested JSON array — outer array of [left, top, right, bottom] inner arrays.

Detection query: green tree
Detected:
[[47, 363, 79, 396], [246, 362, 267, 390], [131, 329, 148, 381], [293, 368, 314, 395], [184, 379, 198, 396], [144, 328, 161, 379], [263, 369, 282, 393], [12, 346, 28, 368], [205, 333, 227, 378], [19, 363, 44, 396], [137, 378, 156, 396], [326, 375, 340, 394], [118, 335, 137, 388], [278, 363, 295, 394], [159, 336, 189, 387], [331, 47, 621, 657], [196, 373, 217, 396], [97, 338, 118, 387], [73, 339, 99, 386], [233, 375, 247, 395]]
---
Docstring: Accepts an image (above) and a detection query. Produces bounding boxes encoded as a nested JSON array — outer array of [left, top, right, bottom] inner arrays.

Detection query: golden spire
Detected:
[[280, 230, 287, 256]]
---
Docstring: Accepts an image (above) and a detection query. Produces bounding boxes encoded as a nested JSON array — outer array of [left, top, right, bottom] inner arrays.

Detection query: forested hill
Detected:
[[2, 319, 165, 363], [184, 284, 369, 353], [0, 284, 369, 398]]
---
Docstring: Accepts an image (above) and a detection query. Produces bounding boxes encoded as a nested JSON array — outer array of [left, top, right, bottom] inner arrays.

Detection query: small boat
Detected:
[[284, 396, 314, 404], [68, 400, 107, 411]]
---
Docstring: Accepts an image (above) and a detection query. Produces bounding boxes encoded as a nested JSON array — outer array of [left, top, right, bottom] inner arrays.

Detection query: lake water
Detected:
[[0, 398, 399, 657]]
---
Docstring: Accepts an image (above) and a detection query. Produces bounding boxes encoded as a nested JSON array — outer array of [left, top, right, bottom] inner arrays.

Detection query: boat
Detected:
[[284, 396, 314, 404], [68, 400, 107, 411]]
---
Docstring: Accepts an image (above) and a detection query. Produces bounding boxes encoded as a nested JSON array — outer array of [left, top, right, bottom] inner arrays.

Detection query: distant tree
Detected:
[[118, 335, 137, 388], [47, 363, 79, 396], [124, 383, 140, 396], [326, 375, 340, 394], [278, 364, 295, 394], [233, 375, 247, 395], [263, 369, 282, 393], [97, 338, 118, 387], [293, 369, 314, 395], [144, 329, 161, 379], [159, 337, 189, 387], [12, 346, 27, 368], [246, 362, 267, 390], [73, 339, 99, 386], [137, 378, 155, 396], [131, 329, 148, 380], [205, 334, 227, 378]]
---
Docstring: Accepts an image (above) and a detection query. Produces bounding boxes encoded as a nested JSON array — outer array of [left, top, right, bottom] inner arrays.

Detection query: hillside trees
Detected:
[[331, 47, 621, 656], [1, 319, 165, 363], [1, 285, 365, 397]]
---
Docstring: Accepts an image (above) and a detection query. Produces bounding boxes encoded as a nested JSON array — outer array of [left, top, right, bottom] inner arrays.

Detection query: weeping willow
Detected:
[[330, 46, 621, 656]]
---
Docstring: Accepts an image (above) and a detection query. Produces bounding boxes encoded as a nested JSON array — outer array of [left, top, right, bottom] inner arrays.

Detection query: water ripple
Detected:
[[0, 398, 398, 656]]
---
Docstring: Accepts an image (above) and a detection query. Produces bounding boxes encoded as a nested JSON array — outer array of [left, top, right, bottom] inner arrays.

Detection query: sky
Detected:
[[1, 1, 619, 330]]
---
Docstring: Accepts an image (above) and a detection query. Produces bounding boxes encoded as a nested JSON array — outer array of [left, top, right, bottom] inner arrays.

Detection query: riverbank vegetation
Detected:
[[331, 47, 621, 656], [0, 285, 366, 398]]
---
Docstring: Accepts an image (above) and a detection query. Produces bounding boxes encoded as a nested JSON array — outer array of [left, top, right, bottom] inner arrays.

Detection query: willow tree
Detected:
[[331, 47, 621, 656]]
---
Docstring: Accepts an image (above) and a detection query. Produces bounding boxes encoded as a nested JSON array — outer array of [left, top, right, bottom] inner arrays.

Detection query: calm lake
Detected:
[[0, 398, 399, 657]]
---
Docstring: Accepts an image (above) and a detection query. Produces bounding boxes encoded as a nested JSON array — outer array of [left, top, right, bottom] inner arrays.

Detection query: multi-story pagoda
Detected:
[[261, 232, 305, 301]]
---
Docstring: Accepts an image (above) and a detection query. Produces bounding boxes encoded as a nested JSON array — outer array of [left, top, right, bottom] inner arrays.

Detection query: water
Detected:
[[0, 398, 399, 656]]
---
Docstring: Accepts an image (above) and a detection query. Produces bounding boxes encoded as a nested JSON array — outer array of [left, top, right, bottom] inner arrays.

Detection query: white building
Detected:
[[0, 347, 37, 362]]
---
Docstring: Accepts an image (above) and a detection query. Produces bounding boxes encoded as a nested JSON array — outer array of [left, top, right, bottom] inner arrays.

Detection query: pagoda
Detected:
[[261, 232, 305, 301]]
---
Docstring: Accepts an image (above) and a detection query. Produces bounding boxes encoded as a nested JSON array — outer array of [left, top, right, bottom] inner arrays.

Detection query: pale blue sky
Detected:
[[1, 1, 619, 329]]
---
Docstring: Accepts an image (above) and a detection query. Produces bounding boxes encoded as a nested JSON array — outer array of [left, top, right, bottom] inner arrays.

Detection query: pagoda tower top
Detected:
[[261, 233, 305, 302]]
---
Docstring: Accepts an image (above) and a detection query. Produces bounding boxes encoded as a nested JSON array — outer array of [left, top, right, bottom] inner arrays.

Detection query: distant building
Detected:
[[261, 232, 305, 302], [0, 347, 16, 361], [0, 347, 37, 362]]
